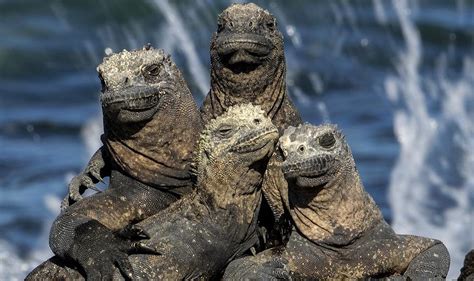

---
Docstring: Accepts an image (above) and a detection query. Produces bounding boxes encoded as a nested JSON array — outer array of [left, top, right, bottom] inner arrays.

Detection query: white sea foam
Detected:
[[387, 0, 474, 277], [150, 0, 209, 97], [0, 195, 61, 280]]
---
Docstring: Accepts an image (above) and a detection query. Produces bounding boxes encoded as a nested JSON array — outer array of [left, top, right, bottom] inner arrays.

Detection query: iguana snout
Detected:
[[279, 124, 349, 188]]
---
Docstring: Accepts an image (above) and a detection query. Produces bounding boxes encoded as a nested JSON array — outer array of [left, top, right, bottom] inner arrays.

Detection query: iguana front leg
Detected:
[[62, 146, 110, 209]]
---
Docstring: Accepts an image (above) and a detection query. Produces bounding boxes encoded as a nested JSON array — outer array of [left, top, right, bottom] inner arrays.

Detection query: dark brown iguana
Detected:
[[26, 46, 202, 279], [224, 124, 451, 280], [62, 45, 201, 207], [201, 3, 301, 133], [27, 103, 279, 280]]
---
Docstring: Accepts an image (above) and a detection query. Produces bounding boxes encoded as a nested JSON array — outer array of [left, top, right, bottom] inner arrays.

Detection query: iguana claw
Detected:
[[118, 224, 151, 240], [64, 172, 102, 208], [131, 242, 161, 255], [89, 167, 105, 184]]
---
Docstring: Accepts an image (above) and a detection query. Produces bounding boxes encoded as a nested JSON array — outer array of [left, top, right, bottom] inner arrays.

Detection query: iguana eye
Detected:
[[319, 133, 336, 148], [217, 124, 233, 138], [142, 64, 161, 77]]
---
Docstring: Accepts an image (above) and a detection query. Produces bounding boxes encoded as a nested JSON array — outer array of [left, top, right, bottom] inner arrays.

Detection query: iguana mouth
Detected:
[[101, 87, 161, 111], [232, 127, 279, 154], [217, 34, 272, 74], [282, 155, 335, 179]]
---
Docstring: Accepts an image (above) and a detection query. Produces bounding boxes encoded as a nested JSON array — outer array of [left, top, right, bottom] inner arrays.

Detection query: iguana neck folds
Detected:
[[280, 124, 383, 245]]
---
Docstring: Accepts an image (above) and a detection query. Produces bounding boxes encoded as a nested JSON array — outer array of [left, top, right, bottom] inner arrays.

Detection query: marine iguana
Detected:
[[26, 47, 202, 279], [63, 45, 201, 207], [224, 124, 451, 280], [27, 103, 279, 280], [202, 2, 303, 249], [201, 3, 301, 133]]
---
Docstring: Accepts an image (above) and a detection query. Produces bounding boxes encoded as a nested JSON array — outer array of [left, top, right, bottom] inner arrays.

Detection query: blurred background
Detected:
[[0, 0, 473, 279]]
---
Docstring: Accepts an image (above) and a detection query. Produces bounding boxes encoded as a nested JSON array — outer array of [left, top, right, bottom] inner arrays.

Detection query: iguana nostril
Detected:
[[124, 77, 129, 84], [298, 145, 305, 153], [249, 21, 253, 27], [253, 118, 260, 125]]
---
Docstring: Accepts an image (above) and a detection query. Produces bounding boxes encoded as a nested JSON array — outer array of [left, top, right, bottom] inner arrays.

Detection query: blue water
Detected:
[[1, 0, 473, 279]]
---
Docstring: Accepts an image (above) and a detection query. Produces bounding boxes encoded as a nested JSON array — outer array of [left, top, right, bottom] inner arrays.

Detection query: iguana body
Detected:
[[201, 2, 302, 249], [224, 124, 450, 280], [459, 250, 474, 280], [27, 47, 202, 279], [28, 104, 279, 280]]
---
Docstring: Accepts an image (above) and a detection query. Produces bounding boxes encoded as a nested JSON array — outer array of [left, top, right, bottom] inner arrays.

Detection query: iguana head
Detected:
[[279, 124, 353, 188], [193, 103, 279, 180], [98, 46, 182, 124], [210, 3, 284, 96]]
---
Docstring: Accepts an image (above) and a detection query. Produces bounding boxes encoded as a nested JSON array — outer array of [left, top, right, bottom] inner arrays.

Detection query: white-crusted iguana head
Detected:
[[193, 103, 279, 181], [210, 3, 284, 97], [98, 45, 186, 124], [279, 124, 353, 188]]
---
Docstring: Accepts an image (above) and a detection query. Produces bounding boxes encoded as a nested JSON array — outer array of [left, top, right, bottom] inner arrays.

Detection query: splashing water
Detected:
[[386, 0, 474, 277], [150, 0, 209, 97]]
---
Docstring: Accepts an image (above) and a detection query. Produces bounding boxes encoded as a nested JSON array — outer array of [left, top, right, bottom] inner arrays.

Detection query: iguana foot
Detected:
[[118, 224, 151, 240], [70, 221, 159, 280], [61, 171, 102, 210], [403, 243, 450, 280], [223, 256, 291, 280]]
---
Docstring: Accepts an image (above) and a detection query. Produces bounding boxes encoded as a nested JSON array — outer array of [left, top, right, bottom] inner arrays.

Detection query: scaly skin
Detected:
[[459, 250, 474, 280], [224, 124, 450, 280], [63, 45, 201, 207], [26, 47, 202, 280], [201, 3, 301, 133], [201, 2, 302, 249], [27, 103, 279, 280]]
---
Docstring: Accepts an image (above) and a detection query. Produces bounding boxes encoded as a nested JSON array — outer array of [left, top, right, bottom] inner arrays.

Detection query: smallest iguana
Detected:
[[224, 123, 450, 280]]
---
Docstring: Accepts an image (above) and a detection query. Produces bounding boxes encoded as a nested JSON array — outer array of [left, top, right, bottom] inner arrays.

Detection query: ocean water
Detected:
[[0, 0, 472, 279]]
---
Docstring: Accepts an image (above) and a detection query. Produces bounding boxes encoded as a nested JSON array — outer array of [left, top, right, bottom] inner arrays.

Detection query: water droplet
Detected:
[[104, 47, 113, 56], [360, 38, 369, 47]]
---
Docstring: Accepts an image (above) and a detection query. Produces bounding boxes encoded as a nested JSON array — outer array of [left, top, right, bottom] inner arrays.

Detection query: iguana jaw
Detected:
[[101, 85, 161, 123], [282, 155, 338, 188], [217, 33, 272, 75]]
